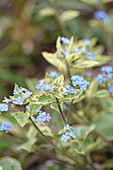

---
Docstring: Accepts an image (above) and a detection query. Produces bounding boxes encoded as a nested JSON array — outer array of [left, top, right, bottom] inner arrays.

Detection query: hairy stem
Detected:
[[55, 97, 67, 125], [29, 116, 55, 146]]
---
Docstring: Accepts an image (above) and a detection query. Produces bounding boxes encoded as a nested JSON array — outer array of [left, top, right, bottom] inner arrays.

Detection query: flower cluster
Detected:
[[48, 71, 59, 78], [61, 124, 77, 142], [0, 104, 8, 112], [87, 52, 95, 61], [71, 75, 90, 90], [60, 37, 70, 44], [101, 66, 112, 73], [35, 110, 51, 124], [0, 121, 13, 131], [36, 84, 54, 93], [65, 85, 77, 95], [94, 11, 110, 22], [11, 87, 33, 105], [97, 66, 113, 84]]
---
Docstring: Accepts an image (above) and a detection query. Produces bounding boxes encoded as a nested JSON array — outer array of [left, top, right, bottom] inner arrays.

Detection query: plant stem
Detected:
[[29, 116, 55, 147], [29, 116, 77, 163], [55, 97, 66, 125], [67, 99, 73, 123]]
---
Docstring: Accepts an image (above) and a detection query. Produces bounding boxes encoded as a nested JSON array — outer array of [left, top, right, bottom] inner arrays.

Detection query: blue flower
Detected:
[[48, 71, 59, 78], [65, 85, 77, 95], [25, 104, 29, 110], [97, 73, 107, 84], [94, 11, 110, 22], [71, 75, 84, 84], [15, 97, 24, 105], [87, 72, 92, 77], [106, 73, 113, 79], [60, 37, 70, 44], [36, 84, 54, 93], [101, 66, 112, 73], [39, 79, 45, 85], [69, 131, 76, 138], [19, 87, 28, 92], [61, 125, 77, 142], [46, 113, 51, 122], [61, 133, 70, 142], [81, 47, 87, 54], [36, 111, 51, 124], [83, 39, 91, 46], [64, 124, 72, 130], [73, 48, 80, 52], [2, 97, 11, 103], [0, 104, 8, 112], [108, 86, 113, 93], [22, 91, 33, 99], [13, 90, 20, 95], [71, 75, 90, 90], [79, 80, 90, 90], [35, 109, 42, 113], [87, 52, 95, 61], [62, 51, 70, 57], [0, 121, 13, 131]]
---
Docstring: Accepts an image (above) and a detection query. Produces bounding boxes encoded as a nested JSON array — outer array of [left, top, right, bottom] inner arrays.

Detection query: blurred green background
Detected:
[[0, 0, 113, 100]]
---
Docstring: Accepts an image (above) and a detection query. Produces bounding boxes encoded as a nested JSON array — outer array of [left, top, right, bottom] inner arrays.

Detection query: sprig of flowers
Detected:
[[0, 121, 13, 131], [61, 124, 78, 142], [35, 110, 51, 124], [97, 66, 113, 84], [94, 11, 110, 22], [71, 75, 90, 90]]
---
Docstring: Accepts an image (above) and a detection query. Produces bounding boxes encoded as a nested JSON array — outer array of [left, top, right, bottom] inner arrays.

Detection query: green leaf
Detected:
[[92, 90, 110, 98], [17, 138, 37, 152], [14, 83, 20, 91], [32, 94, 55, 105], [72, 59, 99, 68], [79, 125, 95, 139], [14, 112, 29, 127], [95, 55, 111, 65], [27, 126, 37, 139], [60, 89, 83, 102], [39, 7, 56, 17], [94, 112, 113, 140], [73, 93, 86, 103], [37, 125, 53, 137], [67, 36, 74, 52], [52, 74, 64, 87], [29, 103, 42, 116], [86, 78, 98, 98], [100, 98, 113, 111], [60, 10, 80, 22], [81, 0, 111, 4], [91, 45, 104, 55], [56, 36, 62, 51], [50, 103, 59, 112], [0, 157, 22, 170], [42, 52, 66, 72]]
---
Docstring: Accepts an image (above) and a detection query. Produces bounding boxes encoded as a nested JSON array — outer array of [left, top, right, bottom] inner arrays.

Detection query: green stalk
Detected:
[[55, 97, 67, 125], [29, 116, 77, 162], [29, 116, 55, 146]]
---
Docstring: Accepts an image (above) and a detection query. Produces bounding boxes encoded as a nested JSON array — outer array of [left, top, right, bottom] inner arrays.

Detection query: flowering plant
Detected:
[[0, 36, 113, 169]]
